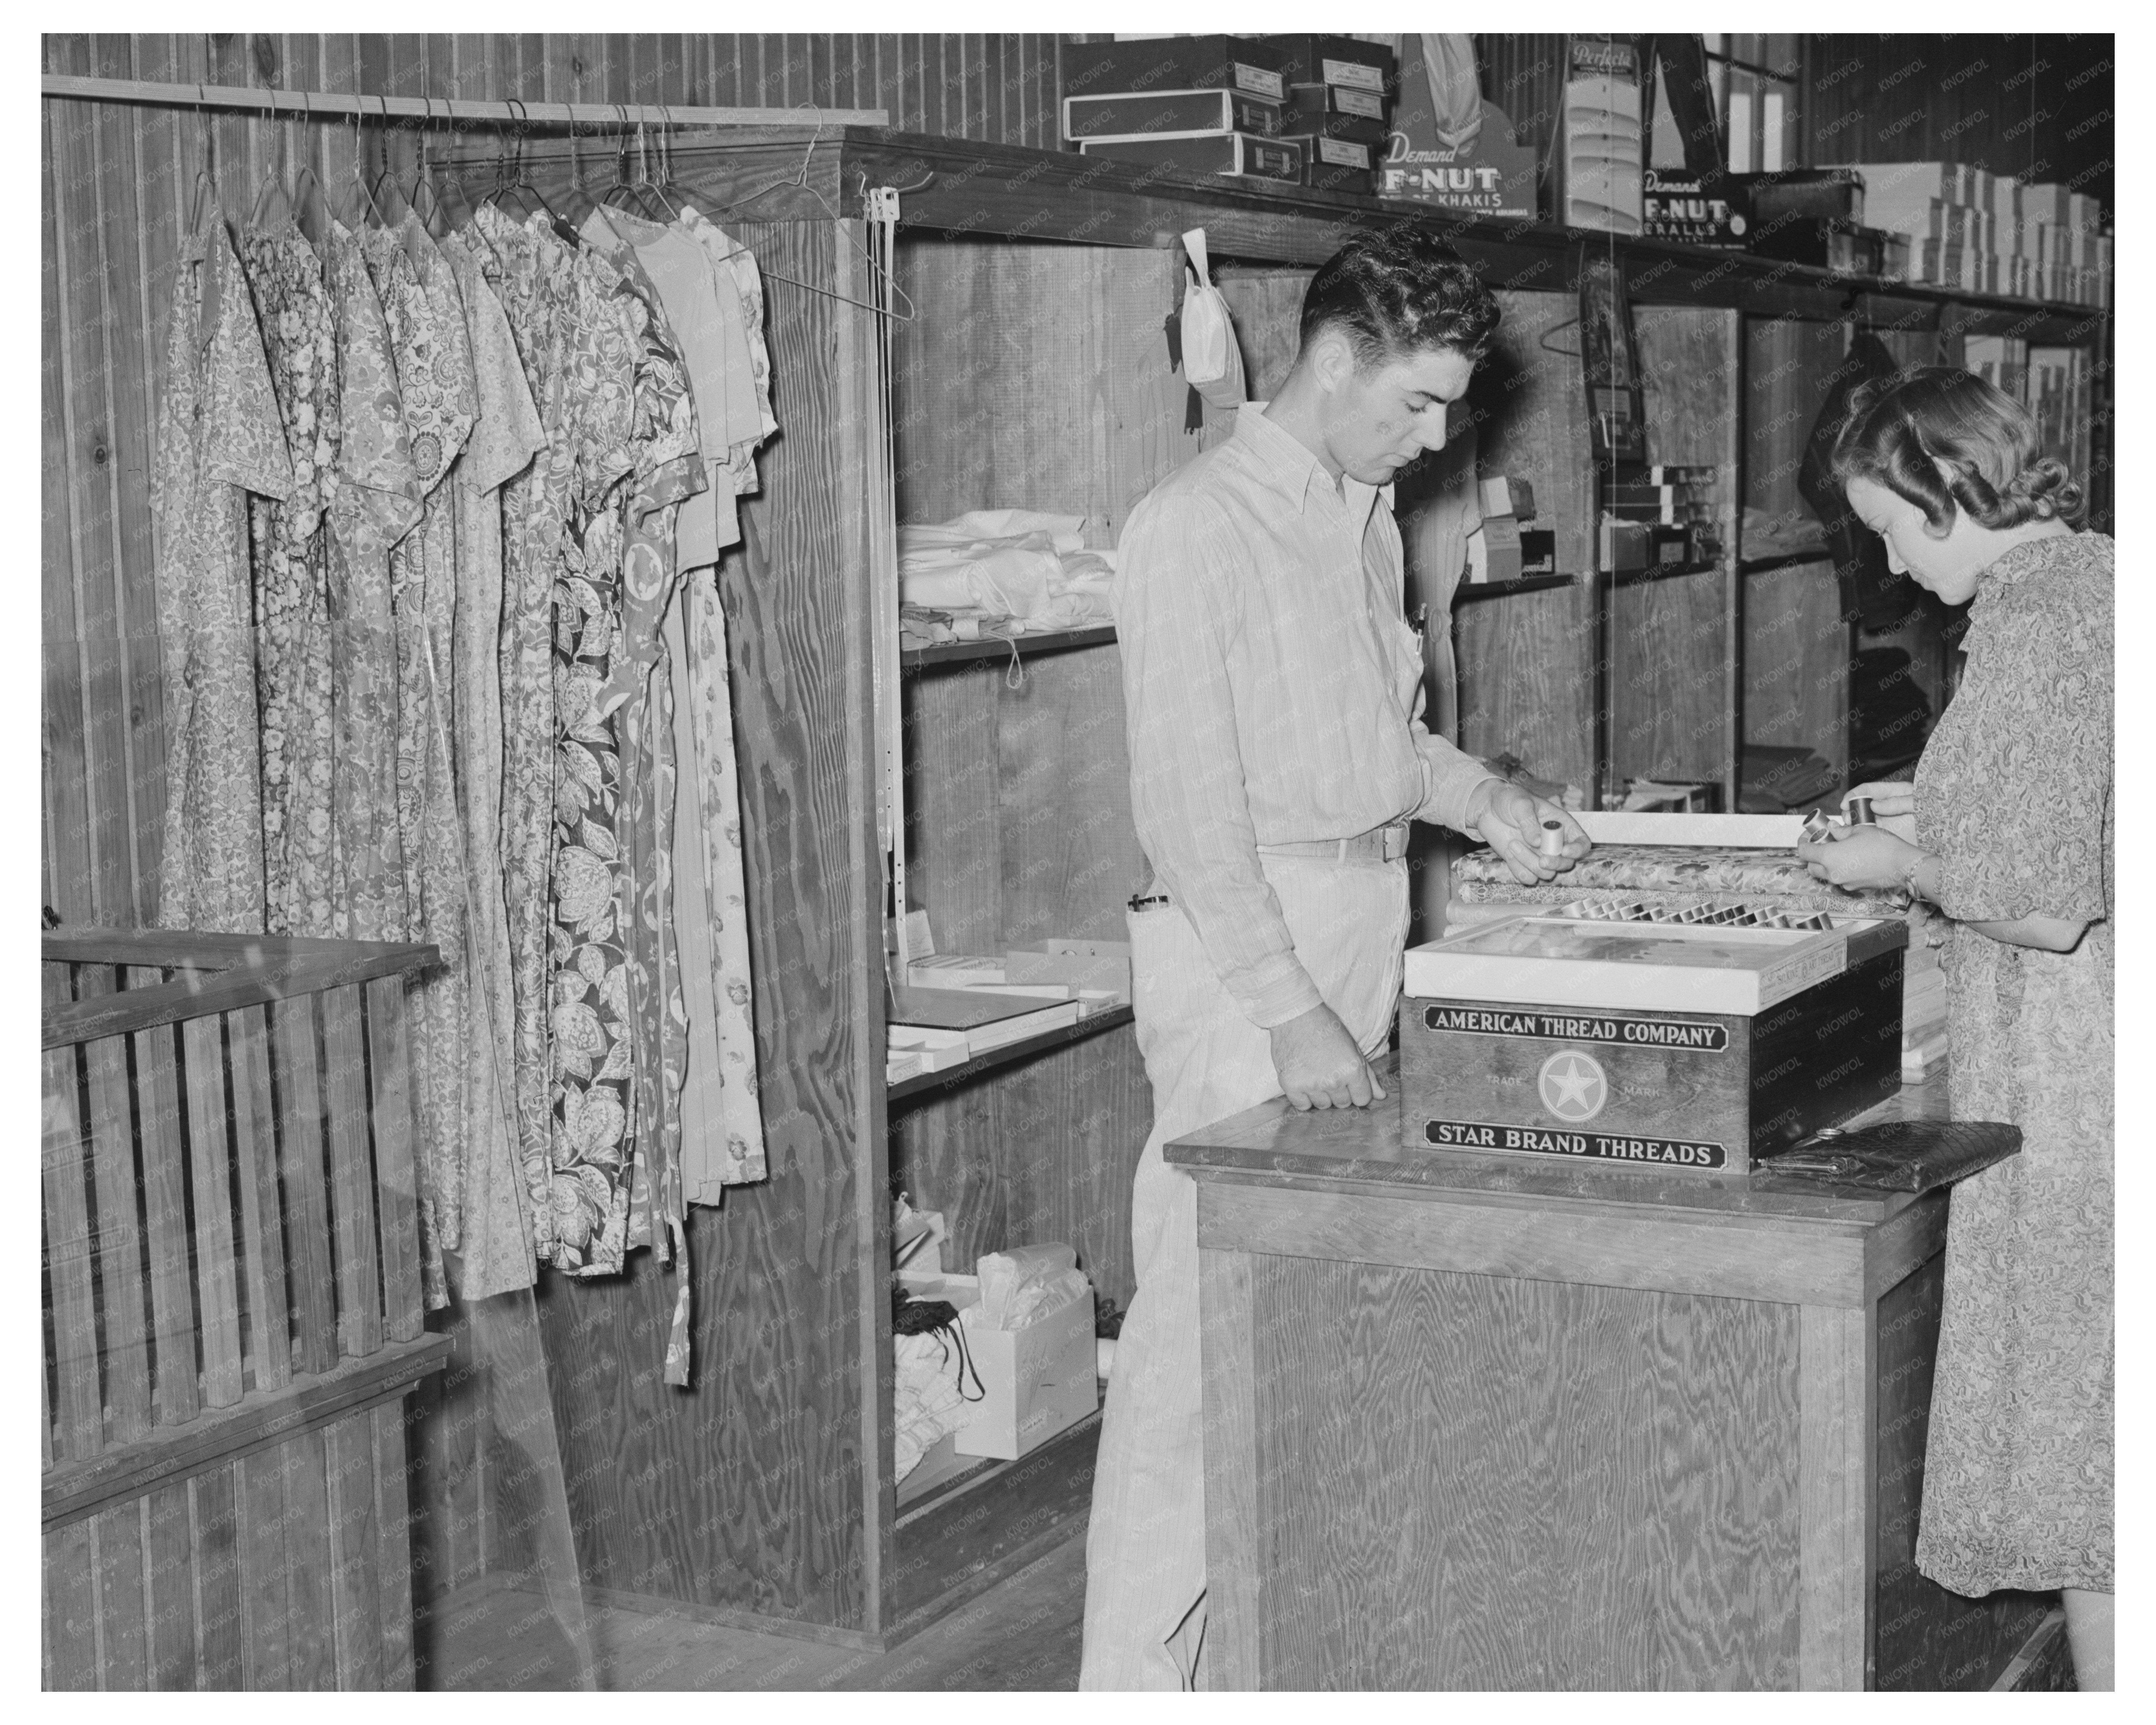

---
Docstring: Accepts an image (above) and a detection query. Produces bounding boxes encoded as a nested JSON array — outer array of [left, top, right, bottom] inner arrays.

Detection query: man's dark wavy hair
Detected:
[[1297, 228, 1501, 369]]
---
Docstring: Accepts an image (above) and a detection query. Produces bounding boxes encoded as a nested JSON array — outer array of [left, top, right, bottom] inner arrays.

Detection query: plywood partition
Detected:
[[526, 218, 892, 1634], [891, 240, 1193, 543], [1611, 306, 1743, 788], [1744, 558, 1852, 780]]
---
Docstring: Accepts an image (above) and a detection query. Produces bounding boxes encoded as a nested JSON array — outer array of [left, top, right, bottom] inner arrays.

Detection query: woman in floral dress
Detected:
[[1797, 367, 2112, 1689]]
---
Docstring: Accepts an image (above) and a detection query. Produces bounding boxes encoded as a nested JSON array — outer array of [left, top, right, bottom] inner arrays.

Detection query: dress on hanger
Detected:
[[322, 219, 422, 944], [478, 204, 585, 1269], [364, 219, 480, 1308], [152, 219, 291, 935], [443, 226, 546, 1302], [238, 224, 344, 938], [544, 236, 642, 1278]]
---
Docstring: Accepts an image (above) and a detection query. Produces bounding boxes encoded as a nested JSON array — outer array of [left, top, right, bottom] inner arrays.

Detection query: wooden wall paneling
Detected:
[[1455, 585, 1596, 794], [895, 1084, 1008, 1284], [324, 1412, 386, 1689], [1608, 307, 1738, 785], [874, 35, 903, 140], [268, 994, 338, 1378], [48, 60, 140, 926], [143, 1477, 197, 1689], [44, 966, 104, 1464], [1743, 315, 1846, 545], [1744, 559, 1851, 777], [403, 1305, 486, 1625], [93, 36, 168, 919], [181, 1013, 246, 1409], [91, 1501, 151, 1688], [1481, 289, 1594, 578], [192, 1464, 247, 1689], [237, 1448, 293, 1686], [45, 1519, 99, 1689], [127, 966, 200, 1428], [995, 648, 1147, 942], [1216, 268, 1307, 399], [903, 663, 1002, 957], [226, 1004, 290, 1395], [42, 91, 93, 924], [372, 1401, 418, 1689], [534, 218, 882, 1630]]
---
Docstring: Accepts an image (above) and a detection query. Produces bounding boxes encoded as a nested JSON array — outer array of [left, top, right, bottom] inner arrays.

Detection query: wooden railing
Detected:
[[41, 930, 451, 1691]]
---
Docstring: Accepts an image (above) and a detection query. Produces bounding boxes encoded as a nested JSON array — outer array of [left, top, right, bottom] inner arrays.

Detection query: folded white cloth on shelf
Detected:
[[897, 511, 1116, 629]]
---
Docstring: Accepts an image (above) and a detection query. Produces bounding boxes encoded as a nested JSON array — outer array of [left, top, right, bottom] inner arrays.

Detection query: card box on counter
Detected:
[[1064, 87, 1285, 142], [1642, 168, 1754, 249], [1079, 132, 1304, 184], [1062, 35, 1290, 103], [1399, 906, 1906, 1176]]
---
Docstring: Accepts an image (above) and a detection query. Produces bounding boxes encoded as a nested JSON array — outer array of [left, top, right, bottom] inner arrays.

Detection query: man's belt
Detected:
[[1255, 820, 1411, 865]]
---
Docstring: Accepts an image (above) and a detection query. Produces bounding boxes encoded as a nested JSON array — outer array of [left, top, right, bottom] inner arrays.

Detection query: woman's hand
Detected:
[[1842, 781, 1918, 843], [1795, 824, 1921, 892]]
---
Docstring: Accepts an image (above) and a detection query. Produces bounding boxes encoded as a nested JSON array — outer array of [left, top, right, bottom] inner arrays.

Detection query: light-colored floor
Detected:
[[415, 1531, 1087, 1691]]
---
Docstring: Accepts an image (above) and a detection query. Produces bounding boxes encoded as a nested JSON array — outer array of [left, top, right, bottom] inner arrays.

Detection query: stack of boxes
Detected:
[[1063, 35, 1393, 196], [1849, 162, 2110, 306], [1596, 464, 1719, 575]]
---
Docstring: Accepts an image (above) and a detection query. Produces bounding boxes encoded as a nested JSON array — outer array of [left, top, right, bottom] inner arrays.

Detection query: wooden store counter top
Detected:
[[1166, 1058, 2061, 1691]]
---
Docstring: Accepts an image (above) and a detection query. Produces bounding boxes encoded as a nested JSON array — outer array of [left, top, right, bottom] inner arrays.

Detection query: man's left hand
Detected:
[[1468, 781, 1591, 885]]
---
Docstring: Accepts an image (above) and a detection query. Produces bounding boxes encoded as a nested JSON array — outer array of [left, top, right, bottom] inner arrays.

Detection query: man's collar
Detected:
[[1233, 403, 1383, 526]]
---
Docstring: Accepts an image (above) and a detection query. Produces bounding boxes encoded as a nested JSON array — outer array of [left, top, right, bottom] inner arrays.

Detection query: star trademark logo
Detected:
[[1538, 1049, 1608, 1123]]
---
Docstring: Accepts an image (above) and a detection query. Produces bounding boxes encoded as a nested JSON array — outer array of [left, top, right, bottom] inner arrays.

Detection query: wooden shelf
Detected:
[[900, 624, 1116, 668], [1453, 574, 1575, 601], [888, 1004, 1134, 1103], [1608, 559, 1724, 588], [1740, 549, 1834, 575], [483, 127, 2112, 347]]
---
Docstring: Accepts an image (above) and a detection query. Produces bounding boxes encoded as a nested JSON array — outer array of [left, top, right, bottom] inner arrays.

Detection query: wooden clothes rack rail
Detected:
[[39, 73, 888, 130]]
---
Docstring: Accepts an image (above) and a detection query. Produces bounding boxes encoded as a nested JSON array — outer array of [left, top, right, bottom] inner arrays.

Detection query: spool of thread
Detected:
[[1539, 819, 1565, 859], [1846, 796, 1876, 826]]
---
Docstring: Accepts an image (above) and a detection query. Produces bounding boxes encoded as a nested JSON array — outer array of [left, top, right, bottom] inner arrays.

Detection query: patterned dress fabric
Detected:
[[322, 220, 422, 942], [1912, 530, 2113, 1597], [239, 225, 343, 938], [151, 221, 290, 934], [479, 204, 584, 1271], [365, 221, 479, 1307], [443, 227, 547, 1302], [545, 241, 640, 1278]]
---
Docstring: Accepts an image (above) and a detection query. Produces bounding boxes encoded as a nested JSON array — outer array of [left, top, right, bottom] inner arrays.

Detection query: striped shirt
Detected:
[[1113, 403, 1499, 1029]]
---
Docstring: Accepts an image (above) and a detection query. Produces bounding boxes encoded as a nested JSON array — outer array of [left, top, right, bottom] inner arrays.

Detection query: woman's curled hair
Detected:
[[1830, 365, 2086, 534]]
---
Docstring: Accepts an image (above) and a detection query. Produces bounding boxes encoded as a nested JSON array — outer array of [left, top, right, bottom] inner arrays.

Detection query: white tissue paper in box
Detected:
[[974, 1244, 1090, 1330], [951, 1247, 1099, 1459]]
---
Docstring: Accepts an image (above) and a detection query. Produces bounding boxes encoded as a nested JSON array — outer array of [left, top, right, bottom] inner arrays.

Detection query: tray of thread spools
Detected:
[[1399, 898, 1906, 1175]]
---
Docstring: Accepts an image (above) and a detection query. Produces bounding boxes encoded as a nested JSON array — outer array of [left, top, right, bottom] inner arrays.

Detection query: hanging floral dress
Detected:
[[151, 219, 291, 934], [238, 224, 342, 938], [443, 226, 547, 1301], [321, 220, 421, 944], [478, 204, 584, 1269], [366, 221, 480, 1308]]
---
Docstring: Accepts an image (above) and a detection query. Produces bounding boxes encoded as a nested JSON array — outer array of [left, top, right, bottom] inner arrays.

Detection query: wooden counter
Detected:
[[1167, 1059, 2057, 1690]]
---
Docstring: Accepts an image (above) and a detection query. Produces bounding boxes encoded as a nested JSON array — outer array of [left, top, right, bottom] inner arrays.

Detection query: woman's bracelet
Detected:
[[1900, 849, 1932, 901]]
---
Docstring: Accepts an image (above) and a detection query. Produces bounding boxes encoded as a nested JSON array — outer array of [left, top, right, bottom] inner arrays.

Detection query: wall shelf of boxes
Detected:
[[470, 111, 2107, 1656]]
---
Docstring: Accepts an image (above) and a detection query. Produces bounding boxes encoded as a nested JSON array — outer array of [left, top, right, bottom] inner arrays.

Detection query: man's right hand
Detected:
[[1269, 1003, 1387, 1111]]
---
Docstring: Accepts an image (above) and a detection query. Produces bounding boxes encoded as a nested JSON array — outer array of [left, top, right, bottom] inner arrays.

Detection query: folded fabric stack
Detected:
[[898, 509, 1116, 636]]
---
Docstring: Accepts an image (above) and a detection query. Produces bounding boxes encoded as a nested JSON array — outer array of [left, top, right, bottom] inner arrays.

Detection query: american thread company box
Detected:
[[1399, 906, 1907, 1176]]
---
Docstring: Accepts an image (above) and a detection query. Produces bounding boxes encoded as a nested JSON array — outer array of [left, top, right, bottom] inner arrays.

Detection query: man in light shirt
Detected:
[[1080, 229, 1587, 1690]]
